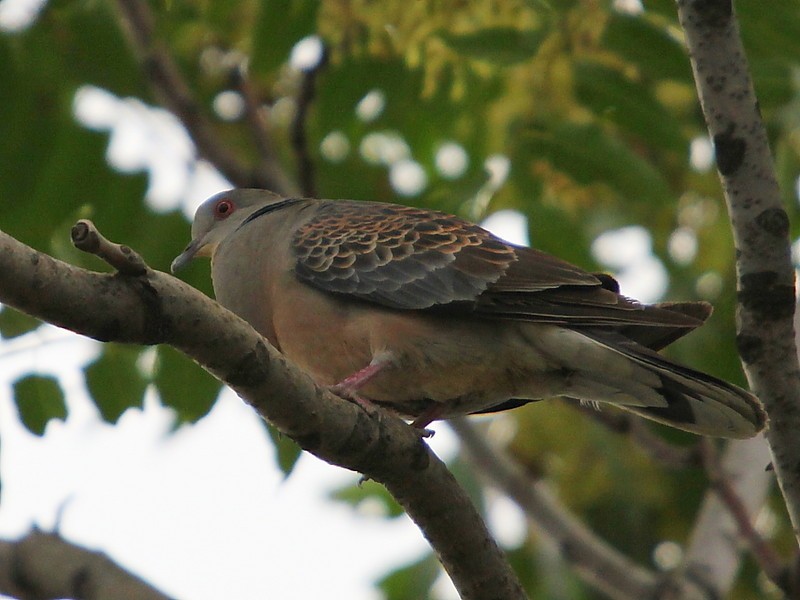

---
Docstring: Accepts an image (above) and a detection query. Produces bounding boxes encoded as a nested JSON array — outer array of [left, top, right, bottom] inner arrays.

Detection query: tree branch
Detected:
[[112, 0, 299, 196], [0, 224, 525, 600], [449, 418, 714, 600], [290, 54, 326, 198], [0, 530, 170, 600], [675, 0, 800, 544], [688, 438, 785, 594], [233, 69, 290, 188]]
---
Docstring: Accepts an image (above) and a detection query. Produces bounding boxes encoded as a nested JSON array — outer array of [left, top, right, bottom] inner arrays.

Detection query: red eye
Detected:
[[214, 199, 234, 219]]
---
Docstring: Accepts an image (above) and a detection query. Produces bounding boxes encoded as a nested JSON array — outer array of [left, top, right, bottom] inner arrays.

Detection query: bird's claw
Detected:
[[329, 384, 379, 417], [415, 426, 435, 438]]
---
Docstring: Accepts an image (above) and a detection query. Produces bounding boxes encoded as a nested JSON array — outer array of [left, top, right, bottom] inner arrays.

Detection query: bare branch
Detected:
[[693, 439, 786, 594], [675, 0, 800, 544], [233, 70, 288, 182], [290, 50, 327, 198], [72, 219, 147, 275], [0, 530, 170, 600], [112, 0, 299, 196], [0, 226, 525, 600], [683, 437, 776, 597], [449, 418, 715, 600]]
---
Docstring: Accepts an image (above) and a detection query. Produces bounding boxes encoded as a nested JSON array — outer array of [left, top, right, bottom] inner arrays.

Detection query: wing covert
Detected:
[[291, 201, 519, 309]]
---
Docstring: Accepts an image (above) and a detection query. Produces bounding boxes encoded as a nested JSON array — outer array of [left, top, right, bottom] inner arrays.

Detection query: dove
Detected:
[[171, 189, 765, 438]]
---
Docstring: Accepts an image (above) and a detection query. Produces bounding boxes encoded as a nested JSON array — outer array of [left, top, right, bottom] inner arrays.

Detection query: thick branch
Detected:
[[676, 0, 800, 543], [0, 530, 170, 600], [112, 0, 299, 196], [0, 226, 525, 600]]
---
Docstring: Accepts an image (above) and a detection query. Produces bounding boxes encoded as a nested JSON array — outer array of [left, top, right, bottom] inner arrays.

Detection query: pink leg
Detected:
[[330, 361, 386, 394], [329, 354, 437, 436], [329, 354, 393, 414]]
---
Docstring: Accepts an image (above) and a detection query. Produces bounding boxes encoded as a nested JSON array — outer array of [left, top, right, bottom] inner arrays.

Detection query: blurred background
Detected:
[[1, 0, 799, 598]]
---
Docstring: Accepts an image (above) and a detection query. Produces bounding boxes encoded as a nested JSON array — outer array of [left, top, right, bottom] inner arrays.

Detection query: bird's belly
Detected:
[[272, 288, 564, 417]]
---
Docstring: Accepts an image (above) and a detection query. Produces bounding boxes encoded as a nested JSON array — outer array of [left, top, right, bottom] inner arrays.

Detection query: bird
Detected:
[[171, 188, 766, 438]]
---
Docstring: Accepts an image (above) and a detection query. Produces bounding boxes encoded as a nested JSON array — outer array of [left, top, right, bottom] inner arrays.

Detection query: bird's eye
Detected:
[[214, 199, 234, 219]]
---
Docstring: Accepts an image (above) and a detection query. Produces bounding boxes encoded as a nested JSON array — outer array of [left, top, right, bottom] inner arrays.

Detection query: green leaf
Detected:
[[603, 14, 692, 83], [251, 0, 320, 75], [264, 421, 303, 476], [517, 122, 674, 205], [574, 61, 686, 153], [775, 137, 800, 223], [438, 27, 548, 65], [378, 554, 440, 600], [0, 2, 149, 258], [330, 479, 405, 518], [26, 0, 144, 96], [84, 344, 148, 423], [0, 307, 41, 339], [153, 346, 221, 423], [13, 375, 67, 436], [312, 56, 500, 206]]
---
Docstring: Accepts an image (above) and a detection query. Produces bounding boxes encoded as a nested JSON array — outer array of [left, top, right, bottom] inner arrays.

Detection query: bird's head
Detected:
[[171, 188, 284, 273]]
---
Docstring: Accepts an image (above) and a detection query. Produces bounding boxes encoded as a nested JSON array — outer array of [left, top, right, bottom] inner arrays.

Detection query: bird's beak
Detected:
[[170, 239, 204, 274]]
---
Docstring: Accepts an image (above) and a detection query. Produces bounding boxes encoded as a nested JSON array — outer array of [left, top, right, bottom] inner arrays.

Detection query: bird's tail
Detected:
[[574, 330, 766, 438]]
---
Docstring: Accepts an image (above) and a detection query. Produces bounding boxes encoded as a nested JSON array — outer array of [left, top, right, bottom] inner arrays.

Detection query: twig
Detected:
[[572, 403, 701, 469], [112, 0, 298, 196], [699, 439, 787, 594], [290, 46, 328, 198], [233, 70, 281, 167], [232, 67, 302, 196], [676, 0, 800, 545], [71, 219, 148, 275]]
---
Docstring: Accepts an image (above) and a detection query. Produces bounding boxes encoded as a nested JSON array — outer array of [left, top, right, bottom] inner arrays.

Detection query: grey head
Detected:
[[170, 189, 288, 273]]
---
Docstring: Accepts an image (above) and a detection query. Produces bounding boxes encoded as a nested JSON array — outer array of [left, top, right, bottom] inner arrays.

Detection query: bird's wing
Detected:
[[472, 252, 707, 328], [291, 200, 704, 331], [291, 200, 597, 310]]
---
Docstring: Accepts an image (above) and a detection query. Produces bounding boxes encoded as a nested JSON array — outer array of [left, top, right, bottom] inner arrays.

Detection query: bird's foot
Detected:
[[409, 404, 444, 437], [330, 357, 394, 417], [329, 383, 380, 416], [351, 394, 380, 417]]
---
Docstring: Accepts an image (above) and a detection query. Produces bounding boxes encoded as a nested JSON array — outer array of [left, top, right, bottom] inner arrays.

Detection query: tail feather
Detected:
[[474, 322, 766, 439], [576, 330, 766, 438]]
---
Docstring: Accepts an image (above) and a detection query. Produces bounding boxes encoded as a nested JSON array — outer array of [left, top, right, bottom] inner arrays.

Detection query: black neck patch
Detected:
[[238, 198, 303, 231]]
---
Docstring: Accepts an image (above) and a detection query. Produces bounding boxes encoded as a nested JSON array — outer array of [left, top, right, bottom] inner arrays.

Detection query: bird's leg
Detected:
[[331, 354, 437, 437], [329, 353, 392, 414], [330, 362, 386, 395]]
